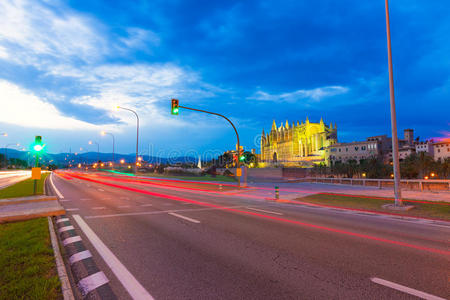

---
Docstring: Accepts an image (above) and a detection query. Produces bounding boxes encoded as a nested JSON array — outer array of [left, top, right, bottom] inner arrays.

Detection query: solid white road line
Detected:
[[168, 212, 201, 224], [66, 208, 80, 212], [59, 225, 75, 233], [56, 218, 70, 224], [77, 271, 109, 297], [63, 236, 82, 246], [370, 277, 446, 300], [140, 204, 153, 207], [245, 207, 283, 215], [92, 207, 106, 210], [72, 215, 154, 300], [50, 173, 64, 199], [118, 205, 131, 208], [69, 250, 92, 264]]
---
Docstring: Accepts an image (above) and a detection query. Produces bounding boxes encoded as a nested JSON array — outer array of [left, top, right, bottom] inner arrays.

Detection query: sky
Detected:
[[0, 0, 449, 158]]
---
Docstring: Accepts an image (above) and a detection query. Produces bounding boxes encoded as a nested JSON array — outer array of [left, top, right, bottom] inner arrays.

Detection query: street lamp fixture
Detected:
[[88, 140, 100, 163]]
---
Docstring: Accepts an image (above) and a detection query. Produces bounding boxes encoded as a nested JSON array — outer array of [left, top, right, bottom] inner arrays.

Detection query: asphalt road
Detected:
[[0, 170, 30, 189], [48, 171, 450, 300]]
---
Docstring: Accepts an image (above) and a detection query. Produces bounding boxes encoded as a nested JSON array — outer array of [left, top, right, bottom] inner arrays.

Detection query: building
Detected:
[[260, 118, 337, 167], [433, 139, 450, 161], [325, 140, 382, 165], [415, 140, 434, 157]]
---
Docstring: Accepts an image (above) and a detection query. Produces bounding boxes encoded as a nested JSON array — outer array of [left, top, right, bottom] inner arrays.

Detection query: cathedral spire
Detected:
[[296, 120, 300, 126], [285, 120, 289, 129], [305, 116, 309, 124], [271, 120, 277, 131], [329, 122, 333, 129], [262, 128, 265, 136], [320, 117, 324, 125]]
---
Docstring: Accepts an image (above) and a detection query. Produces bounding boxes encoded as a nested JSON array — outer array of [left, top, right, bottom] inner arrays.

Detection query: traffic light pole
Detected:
[[178, 105, 241, 187]]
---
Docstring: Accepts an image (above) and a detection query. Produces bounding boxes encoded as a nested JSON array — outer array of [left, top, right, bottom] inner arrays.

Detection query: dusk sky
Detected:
[[0, 0, 449, 157]]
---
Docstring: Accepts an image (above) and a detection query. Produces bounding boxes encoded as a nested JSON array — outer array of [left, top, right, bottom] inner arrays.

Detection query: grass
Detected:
[[0, 172, 49, 199], [298, 193, 450, 221], [0, 218, 61, 300]]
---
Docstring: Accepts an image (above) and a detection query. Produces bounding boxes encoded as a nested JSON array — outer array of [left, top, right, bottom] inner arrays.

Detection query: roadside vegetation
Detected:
[[0, 172, 49, 199], [0, 218, 61, 299], [312, 153, 449, 179], [298, 193, 450, 221]]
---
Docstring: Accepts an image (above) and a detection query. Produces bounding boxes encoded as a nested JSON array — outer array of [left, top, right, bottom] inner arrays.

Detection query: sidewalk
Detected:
[[244, 182, 450, 202], [0, 195, 65, 223]]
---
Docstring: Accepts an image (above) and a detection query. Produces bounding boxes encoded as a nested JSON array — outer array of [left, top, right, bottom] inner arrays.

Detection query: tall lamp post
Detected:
[[101, 131, 115, 168], [88, 140, 100, 163], [4, 143, 20, 168], [117, 106, 139, 173], [385, 0, 402, 206]]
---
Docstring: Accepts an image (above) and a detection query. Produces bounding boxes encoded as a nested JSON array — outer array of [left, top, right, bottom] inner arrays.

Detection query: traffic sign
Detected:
[[32, 167, 41, 180]]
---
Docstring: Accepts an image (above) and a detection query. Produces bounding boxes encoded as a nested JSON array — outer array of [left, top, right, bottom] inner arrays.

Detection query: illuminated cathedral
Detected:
[[260, 118, 337, 167]]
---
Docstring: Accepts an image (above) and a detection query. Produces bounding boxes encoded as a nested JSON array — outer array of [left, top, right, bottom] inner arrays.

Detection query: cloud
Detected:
[[247, 86, 349, 102], [119, 28, 160, 51], [0, 80, 103, 130]]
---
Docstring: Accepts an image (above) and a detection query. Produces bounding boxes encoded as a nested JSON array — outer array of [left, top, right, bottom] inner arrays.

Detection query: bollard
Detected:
[[275, 186, 279, 199]]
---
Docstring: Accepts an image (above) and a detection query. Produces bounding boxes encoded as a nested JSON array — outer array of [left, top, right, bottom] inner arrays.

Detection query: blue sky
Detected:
[[0, 0, 449, 158]]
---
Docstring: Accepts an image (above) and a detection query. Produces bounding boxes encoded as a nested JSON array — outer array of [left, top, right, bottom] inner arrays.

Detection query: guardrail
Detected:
[[290, 177, 450, 192]]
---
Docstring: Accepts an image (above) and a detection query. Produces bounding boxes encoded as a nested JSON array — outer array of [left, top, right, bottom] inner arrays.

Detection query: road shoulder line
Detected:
[[370, 277, 446, 300]]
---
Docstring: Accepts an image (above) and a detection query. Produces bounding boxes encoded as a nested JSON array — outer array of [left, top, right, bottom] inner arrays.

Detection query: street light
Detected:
[[385, 0, 402, 206], [88, 140, 100, 163], [101, 131, 115, 168], [3, 143, 20, 168], [116, 106, 139, 173]]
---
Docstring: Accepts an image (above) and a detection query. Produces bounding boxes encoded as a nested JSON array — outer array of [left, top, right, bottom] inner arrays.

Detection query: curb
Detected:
[[0, 195, 58, 206], [54, 215, 117, 299]]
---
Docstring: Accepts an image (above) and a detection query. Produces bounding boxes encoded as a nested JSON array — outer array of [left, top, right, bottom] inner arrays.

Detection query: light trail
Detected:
[[65, 172, 450, 256]]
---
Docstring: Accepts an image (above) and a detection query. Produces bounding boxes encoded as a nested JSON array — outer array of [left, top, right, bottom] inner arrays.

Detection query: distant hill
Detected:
[[0, 148, 198, 166]]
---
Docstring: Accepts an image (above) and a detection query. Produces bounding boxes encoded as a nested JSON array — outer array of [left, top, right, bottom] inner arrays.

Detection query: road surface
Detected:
[[0, 170, 30, 189], [48, 171, 450, 299]]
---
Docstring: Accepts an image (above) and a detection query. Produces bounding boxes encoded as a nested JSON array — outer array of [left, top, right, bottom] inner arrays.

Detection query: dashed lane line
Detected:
[[245, 207, 283, 215], [370, 277, 446, 300], [66, 208, 80, 212], [168, 212, 201, 224]]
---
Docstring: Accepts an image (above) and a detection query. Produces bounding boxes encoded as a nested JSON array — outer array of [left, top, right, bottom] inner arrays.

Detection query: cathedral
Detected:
[[260, 118, 337, 167]]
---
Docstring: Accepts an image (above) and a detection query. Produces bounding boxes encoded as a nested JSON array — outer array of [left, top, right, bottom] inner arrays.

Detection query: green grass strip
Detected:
[[300, 193, 450, 221], [0, 172, 49, 199], [0, 218, 61, 299]]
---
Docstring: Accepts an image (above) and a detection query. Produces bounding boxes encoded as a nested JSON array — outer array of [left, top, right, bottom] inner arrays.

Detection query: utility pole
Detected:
[[385, 0, 402, 205]]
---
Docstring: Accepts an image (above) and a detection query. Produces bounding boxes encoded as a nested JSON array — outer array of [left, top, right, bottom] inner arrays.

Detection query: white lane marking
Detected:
[[66, 208, 80, 212], [140, 204, 153, 207], [56, 218, 69, 224], [69, 250, 92, 264], [370, 277, 446, 300], [63, 236, 82, 246], [59, 225, 75, 233], [118, 205, 131, 208], [60, 199, 71, 202], [245, 207, 283, 215], [168, 212, 201, 224], [72, 215, 154, 300], [98, 189, 105, 192], [50, 172, 64, 199], [85, 206, 243, 219], [77, 271, 109, 297], [92, 207, 106, 210], [80, 198, 91, 201]]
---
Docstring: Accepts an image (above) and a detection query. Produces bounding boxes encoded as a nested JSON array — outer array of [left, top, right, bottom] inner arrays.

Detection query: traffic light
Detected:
[[33, 136, 44, 152], [171, 99, 179, 115]]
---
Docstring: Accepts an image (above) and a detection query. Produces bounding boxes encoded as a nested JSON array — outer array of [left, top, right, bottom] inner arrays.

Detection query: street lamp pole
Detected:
[[89, 141, 100, 163], [101, 131, 115, 168], [178, 105, 242, 187], [385, 0, 402, 205], [4, 143, 20, 168], [117, 106, 139, 173]]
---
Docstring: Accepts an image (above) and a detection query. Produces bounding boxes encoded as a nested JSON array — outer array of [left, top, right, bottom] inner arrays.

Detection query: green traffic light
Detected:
[[172, 107, 179, 115], [239, 155, 245, 161], [33, 144, 43, 152]]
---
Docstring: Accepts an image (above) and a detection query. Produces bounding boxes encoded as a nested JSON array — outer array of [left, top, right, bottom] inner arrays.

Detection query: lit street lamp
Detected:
[[117, 106, 139, 173], [88, 140, 100, 163], [101, 131, 115, 168], [385, 0, 402, 206]]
